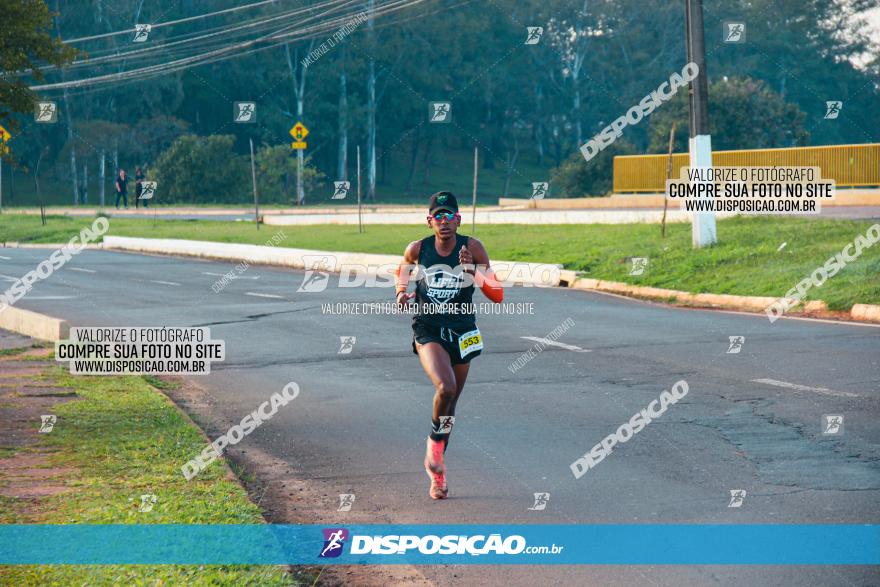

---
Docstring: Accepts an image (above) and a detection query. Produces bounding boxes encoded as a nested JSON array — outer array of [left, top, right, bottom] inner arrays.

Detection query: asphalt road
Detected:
[[2, 248, 879, 586]]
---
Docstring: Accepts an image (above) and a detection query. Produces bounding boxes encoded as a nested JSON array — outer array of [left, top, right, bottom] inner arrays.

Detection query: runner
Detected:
[[396, 192, 504, 499]]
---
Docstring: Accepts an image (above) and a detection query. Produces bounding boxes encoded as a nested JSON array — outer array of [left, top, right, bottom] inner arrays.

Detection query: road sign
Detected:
[[291, 141, 307, 150], [289, 122, 309, 141], [0, 125, 10, 142]]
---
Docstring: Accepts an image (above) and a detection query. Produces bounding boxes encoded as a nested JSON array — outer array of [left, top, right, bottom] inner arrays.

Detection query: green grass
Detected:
[[0, 353, 298, 586], [1, 213, 878, 310]]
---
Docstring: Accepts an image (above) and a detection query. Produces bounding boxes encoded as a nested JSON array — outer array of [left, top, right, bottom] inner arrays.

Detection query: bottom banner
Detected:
[[1, 524, 878, 565]]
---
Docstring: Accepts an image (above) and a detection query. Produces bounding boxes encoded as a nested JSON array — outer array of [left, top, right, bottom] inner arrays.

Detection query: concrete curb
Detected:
[[94, 236, 880, 324], [2, 242, 104, 249], [499, 188, 880, 210], [0, 305, 69, 341], [851, 304, 880, 322], [102, 236, 562, 286], [570, 278, 839, 317]]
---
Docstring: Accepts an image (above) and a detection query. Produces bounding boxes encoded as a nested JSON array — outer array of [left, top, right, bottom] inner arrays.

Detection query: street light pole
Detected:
[[686, 0, 717, 248]]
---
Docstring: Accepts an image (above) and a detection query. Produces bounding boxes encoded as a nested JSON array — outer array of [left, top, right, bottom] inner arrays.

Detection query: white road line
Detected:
[[68, 267, 97, 273], [202, 272, 260, 280], [245, 292, 284, 299], [0, 274, 18, 282], [0, 255, 11, 260], [521, 336, 591, 353], [149, 280, 181, 286], [751, 378, 859, 398], [26, 296, 76, 300]]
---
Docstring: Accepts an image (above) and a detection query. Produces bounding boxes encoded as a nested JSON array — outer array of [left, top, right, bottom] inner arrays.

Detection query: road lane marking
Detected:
[[245, 292, 285, 299], [202, 272, 260, 280], [0, 274, 18, 282], [68, 267, 96, 273], [149, 280, 181, 286], [521, 336, 591, 352], [26, 296, 76, 300], [0, 255, 10, 260], [751, 378, 859, 398]]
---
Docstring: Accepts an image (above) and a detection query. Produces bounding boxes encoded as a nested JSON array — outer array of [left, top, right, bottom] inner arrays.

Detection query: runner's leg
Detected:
[[415, 341, 456, 499], [444, 363, 470, 452], [416, 342, 458, 423]]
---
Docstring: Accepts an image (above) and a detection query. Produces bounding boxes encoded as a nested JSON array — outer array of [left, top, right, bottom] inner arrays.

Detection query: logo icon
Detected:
[[35, 102, 58, 123], [234, 102, 256, 123], [332, 181, 350, 200], [133, 24, 151, 42], [528, 492, 550, 511], [319, 528, 349, 558], [429, 102, 451, 123], [824, 101, 842, 120], [525, 27, 543, 45], [337, 494, 355, 512], [629, 257, 648, 276], [298, 255, 335, 293], [531, 182, 548, 200], [822, 414, 844, 435], [723, 22, 745, 43], [139, 181, 156, 200], [728, 489, 746, 508], [727, 336, 745, 354], [424, 267, 464, 305], [138, 494, 157, 512], [39, 415, 57, 433], [338, 336, 356, 354], [437, 416, 455, 434]]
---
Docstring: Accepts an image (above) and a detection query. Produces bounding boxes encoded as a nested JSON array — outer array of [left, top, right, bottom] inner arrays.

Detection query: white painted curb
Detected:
[[0, 305, 70, 341], [851, 304, 880, 322], [102, 236, 562, 286]]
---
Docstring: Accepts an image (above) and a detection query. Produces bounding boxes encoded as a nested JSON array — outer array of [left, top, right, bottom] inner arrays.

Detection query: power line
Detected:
[[45, 0, 356, 72], [32, 0, 426, 92], [64, 0, 285, 44]]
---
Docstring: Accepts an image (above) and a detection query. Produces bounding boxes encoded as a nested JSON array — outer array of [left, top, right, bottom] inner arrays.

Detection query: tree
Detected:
[[255, 144, 325, 204], [0, 0, 75, 133], [648, 77, 809, 153], [551, 140, 635, 197], [153, 134, 248, 203]]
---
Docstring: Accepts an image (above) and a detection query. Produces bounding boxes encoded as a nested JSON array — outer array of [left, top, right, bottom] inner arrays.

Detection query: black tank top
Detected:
[[414, 234, 476, 329]]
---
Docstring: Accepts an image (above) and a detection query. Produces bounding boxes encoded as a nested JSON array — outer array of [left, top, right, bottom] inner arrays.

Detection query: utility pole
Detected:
[[357, 145, 363, 233], [471, 145, 478, 233], [250, 138, 260, 229], [686, 0, 717, 248]]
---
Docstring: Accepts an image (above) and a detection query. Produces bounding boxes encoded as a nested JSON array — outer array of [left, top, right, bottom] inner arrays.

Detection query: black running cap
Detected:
[[428, 191, 458, 214]]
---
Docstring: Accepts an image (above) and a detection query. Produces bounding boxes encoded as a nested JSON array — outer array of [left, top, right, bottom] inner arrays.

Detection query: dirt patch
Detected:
[[160, 375, 433, 587], [0, 347, 79, 519]]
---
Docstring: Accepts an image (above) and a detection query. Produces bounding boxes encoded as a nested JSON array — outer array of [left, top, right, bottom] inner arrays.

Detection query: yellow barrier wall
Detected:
[[613, 143, 880, 192]]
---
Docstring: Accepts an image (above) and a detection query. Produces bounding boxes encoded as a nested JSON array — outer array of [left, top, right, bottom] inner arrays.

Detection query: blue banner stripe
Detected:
[[1, 525, 878, 565]]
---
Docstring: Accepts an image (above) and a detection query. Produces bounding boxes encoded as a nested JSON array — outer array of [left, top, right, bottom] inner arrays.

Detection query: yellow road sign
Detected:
[[0, 125, 10, 142], [291, 141, 307, 150], [289, 122, 309, 142]]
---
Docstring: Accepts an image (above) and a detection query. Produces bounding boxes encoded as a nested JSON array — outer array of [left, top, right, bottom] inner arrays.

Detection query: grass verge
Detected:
[[0, 347, 297, 586], [1, 213, 878, 310]]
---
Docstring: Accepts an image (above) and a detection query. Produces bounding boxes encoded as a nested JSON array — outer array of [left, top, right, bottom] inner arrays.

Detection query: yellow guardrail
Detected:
[[613, 143, 880, 192]]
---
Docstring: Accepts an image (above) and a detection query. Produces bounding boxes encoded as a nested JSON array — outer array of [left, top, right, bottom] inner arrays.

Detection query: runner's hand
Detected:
[[397, 291, 415, 306], [459, 245, 474, 272]]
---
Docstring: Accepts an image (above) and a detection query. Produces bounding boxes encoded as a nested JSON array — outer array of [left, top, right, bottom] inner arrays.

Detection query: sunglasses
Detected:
[[429, 211, 460, 222]]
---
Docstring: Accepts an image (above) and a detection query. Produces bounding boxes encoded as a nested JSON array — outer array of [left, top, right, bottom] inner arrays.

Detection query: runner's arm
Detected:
[[464, 238, 504, 303], [396, 240, 420, 304]]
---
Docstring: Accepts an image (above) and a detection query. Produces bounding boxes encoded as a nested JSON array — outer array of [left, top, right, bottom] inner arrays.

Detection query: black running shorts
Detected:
[[412, 322, 483, 365]]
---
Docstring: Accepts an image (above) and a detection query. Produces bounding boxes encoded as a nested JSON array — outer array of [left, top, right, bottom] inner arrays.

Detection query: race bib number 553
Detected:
[[458, 329, 483, 358]]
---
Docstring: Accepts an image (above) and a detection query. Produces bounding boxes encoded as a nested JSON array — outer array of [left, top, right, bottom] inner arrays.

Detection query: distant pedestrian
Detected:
[[115, 169, 128, 209], [134, 167, 147, 209]]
